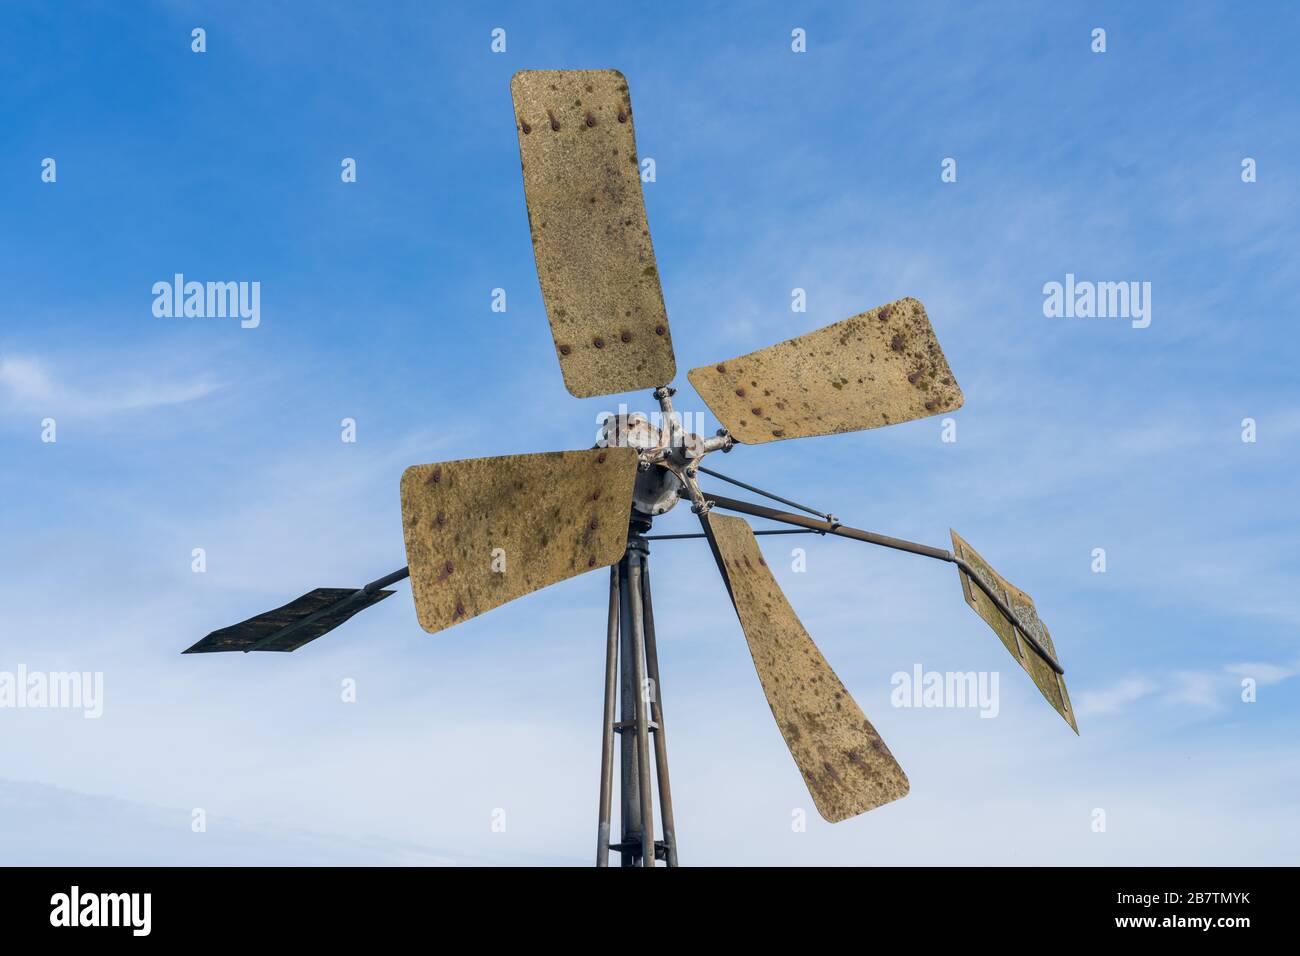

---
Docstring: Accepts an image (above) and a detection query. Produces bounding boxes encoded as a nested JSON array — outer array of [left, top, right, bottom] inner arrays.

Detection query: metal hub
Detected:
[[632, 463, 682, 517], [597, 387, 734, 517]]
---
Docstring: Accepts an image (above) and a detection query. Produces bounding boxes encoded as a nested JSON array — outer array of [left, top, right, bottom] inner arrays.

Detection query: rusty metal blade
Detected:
[[700, 511, 909, 821], [401, 448, 638, 635], [511, 69, 676, 398], [688, 297, 962, 444], [950, 530, 1078, 733]]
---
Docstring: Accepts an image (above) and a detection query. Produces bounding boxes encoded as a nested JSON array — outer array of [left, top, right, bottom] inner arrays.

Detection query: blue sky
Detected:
[[2, 1, 1298, 865]]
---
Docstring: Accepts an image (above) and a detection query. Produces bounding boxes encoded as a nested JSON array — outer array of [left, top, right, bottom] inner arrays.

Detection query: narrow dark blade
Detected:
[[183, 587, 394, 654]]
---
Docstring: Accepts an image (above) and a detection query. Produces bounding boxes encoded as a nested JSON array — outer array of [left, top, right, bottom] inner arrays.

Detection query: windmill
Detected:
[[183, 69, 1077, 866]]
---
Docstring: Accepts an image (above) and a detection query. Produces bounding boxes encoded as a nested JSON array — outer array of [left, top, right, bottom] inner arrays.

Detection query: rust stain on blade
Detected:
[[950, 529, 1078, 733], [701, 512, 909, 821], [511, 69, 676, 398], [400, 448, 638, 634], [688, 297, 962, 444]]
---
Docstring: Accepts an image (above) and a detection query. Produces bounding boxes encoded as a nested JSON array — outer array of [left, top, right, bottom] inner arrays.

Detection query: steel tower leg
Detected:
[[625, 545, 656, 867], [616, 544, 645, 865], [595, 518, 680, 867], [596, 564, 619, 867], [640, 555, 679, 866]]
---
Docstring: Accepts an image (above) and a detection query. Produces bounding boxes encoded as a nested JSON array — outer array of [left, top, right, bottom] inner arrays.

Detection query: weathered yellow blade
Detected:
[[700, 511, 909, 821], [400, 448, 638, 634], [688, 297, 962, 444], [511, 69, 676, 398], [950, 530, 1078, 733]]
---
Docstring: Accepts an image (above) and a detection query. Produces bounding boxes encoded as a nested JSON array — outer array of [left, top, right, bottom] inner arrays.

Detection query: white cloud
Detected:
[[0, 354, 220, 418], [1224, 660, 1300, 685], [1074, 678, 1157, 717], [1077, 660, 1300, 718], [1163, 670, 1226, 711]]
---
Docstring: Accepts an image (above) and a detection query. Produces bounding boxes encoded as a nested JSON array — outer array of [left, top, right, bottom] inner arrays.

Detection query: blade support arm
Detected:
[[703, 491, 950, 561], [366, 566, 411, 592], [703, 491, 1064, 675], [695, 465, 833, 522]]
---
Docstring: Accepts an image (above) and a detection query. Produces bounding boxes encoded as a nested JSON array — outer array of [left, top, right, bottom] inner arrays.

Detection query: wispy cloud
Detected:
[[0, 354, 220, 418], [1075, 678, 1157, 717], [1077, 659, 1300, 718], [1164, 670, 1226, 711], [1224, 661, 1300, 685]]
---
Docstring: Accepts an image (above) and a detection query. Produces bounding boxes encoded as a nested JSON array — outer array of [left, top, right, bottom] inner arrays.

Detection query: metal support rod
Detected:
[[705, 492, 949, 559], [365, 566, 411, 591], [639, 553, 678, 867], [643, 529, 820, 541], [652, 386, 686, 457], [596, 565, 620, 867], [695, 466, 833, 521], [616, 555, 643, 866], [244, 565, 410, 653], [625, 549, 657, 867], [704, 491, 1065, 674]]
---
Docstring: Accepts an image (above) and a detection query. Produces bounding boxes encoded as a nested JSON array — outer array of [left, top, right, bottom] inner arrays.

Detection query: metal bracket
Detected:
[[613, 719, 660, 733], [608, 839, 669, 862]]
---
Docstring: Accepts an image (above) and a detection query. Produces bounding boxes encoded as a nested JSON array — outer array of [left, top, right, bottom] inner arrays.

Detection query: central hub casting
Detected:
[[597, 387, 733, 517]]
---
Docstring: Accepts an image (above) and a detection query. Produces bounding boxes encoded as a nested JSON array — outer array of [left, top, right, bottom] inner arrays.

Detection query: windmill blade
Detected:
[[688, 297, 962, 444], [511, 69, 676, 398], [401, 447, 639, 635], [182, 579, 400, 654], [699, 511, 909, 821], [950, 530, 1078, 733]]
